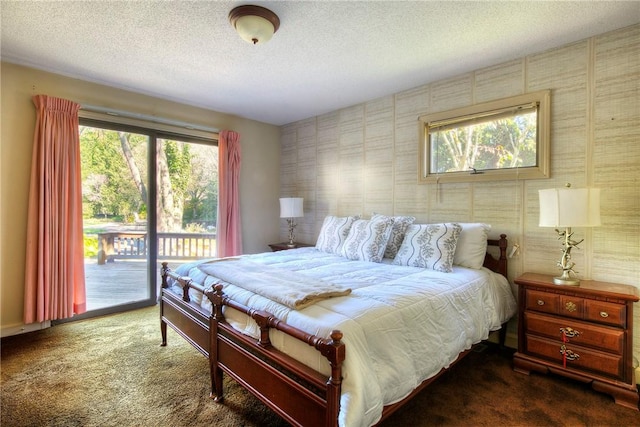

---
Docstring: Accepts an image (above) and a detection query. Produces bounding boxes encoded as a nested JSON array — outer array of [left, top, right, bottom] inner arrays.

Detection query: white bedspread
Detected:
[[197, 258, 352, 309], [169, 247, 517, 427]]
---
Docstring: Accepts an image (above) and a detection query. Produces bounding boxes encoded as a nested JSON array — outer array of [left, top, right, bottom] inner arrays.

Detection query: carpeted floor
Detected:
[[2, 306, 639, 426]]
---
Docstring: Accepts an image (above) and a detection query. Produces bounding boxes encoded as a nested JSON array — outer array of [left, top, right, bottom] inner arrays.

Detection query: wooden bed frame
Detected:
[[160, 234, 508, 427]]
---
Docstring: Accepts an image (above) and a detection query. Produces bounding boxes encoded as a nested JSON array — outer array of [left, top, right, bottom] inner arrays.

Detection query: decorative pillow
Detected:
[[371, 213, 416, 259], [315, 215, 359, 254], [340, 217, 394, 262], [454, 223, 491, 269], [392, 223, 462, 272]]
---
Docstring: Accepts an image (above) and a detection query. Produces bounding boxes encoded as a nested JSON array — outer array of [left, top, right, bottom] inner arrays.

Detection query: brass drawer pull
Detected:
[[565, 301, 577, 312], [537, 299, 545, 306], [560, 327, 580, 338], [560, 345, 580, 361], [600, 311, 609, 318]]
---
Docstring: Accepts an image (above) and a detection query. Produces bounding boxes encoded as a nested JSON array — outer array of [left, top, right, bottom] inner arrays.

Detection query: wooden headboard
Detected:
[[483, 234, 508, 279]]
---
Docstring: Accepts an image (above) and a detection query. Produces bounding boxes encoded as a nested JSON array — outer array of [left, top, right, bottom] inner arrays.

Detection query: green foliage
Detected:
[[163, 140, 191, 199], [80, 126, 218, 233], [180, 141, 218, 228], [80, 127, 146, 219], [430, 112, 537, 173], [83, 235, 98, 257]]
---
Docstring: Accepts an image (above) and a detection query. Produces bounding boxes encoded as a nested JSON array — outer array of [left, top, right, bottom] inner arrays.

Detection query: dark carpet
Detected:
[[2, 306, 639, 426]]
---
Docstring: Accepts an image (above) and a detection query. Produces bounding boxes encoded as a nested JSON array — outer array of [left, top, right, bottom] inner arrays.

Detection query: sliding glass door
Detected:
[[74, 119, 217, 320]]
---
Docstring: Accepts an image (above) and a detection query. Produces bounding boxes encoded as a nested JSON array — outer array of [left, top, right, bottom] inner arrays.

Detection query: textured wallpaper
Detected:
[[280, 25, 640, 354]]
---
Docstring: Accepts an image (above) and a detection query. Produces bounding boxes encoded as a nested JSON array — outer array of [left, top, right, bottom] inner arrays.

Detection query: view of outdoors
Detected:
[[80, 124, 218, 312], [429, 111, 537, 173]]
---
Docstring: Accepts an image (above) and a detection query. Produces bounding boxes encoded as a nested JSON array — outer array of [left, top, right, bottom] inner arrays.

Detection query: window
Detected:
[[419, 90, 550, 183]]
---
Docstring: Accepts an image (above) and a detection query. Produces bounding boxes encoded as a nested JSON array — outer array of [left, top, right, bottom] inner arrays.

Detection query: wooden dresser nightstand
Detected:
[[268, 242, 314, 252], [513, 272, 639, 410]]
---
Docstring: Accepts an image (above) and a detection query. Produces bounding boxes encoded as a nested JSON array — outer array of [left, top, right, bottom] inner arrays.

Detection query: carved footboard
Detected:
[[160, 264, 345, 427]]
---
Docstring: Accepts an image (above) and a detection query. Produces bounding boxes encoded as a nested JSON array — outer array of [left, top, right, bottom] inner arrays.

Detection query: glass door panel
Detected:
[[156, 138, 218, 271], [80, 126, 151, 312]]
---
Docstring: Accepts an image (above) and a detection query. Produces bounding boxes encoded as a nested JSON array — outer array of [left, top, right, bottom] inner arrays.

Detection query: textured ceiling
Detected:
[[2, 1, 639, 126]]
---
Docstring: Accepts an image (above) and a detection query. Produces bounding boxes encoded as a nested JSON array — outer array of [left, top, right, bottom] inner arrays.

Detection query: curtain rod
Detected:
[[80, 104, 219, 133]]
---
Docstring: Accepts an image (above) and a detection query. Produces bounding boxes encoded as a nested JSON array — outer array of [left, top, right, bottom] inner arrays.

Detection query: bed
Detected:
[[160, 218, 517, 427]]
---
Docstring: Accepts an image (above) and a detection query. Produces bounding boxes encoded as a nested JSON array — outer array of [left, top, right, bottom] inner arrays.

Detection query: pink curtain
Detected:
[[216, 130, 242, 257], [24, 95, 86, 323]]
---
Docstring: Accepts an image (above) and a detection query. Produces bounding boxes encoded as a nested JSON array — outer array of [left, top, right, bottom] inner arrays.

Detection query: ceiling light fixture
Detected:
[[229, 5, 280, 45]]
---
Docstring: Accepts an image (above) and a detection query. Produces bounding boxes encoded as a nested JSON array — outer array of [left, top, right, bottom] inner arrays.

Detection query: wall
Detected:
[[280, 25, 640, 355], [0, 63, 281, 335]]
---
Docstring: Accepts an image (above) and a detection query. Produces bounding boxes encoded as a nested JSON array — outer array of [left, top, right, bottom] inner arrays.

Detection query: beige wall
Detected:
[[280, 25, 640, 354], [0, 63, 281, 334]]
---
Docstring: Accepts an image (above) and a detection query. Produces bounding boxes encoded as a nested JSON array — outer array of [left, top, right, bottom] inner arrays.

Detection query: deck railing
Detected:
[[97, 231, 216, 264]]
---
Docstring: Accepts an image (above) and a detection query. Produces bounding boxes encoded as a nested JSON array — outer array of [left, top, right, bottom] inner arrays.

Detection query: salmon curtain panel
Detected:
[[24, 95, 86, 323], [216, 130, 242, 257]]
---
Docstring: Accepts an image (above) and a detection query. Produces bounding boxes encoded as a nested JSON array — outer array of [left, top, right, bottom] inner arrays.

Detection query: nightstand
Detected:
[[513, 272, 639, 410], [268, 242, 313, 252]]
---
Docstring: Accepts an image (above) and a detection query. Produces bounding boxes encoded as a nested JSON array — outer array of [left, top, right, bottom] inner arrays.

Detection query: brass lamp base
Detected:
[[553, 269, 580, 286], [552, 226, 582, 286], [553, 276, 580, 286], [286, 218, 297, 248]]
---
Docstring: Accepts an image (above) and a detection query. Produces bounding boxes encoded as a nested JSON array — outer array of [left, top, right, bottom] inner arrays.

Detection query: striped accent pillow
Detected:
[[315, 215, 359, 254], [392, 223, 462, 272]]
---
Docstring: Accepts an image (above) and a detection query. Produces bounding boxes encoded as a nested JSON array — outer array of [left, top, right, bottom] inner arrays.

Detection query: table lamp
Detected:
[[279, 197, 304, 247], [538, 183, 601, 285]]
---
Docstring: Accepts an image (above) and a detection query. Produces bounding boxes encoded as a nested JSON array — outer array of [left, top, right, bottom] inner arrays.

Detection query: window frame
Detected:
[[418, 90, 551, 183]]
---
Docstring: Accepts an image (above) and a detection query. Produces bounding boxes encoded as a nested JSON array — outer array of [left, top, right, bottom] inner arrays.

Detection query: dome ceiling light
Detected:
[[229, 5, 280, 45]]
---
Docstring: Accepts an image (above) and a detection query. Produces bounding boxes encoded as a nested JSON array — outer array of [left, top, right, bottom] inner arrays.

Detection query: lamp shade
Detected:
[[539, 187, 601, 228], [280, 198, 304, 218]]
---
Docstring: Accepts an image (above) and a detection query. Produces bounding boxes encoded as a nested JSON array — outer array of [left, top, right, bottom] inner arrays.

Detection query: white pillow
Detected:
[[453, 223, 491, 269], [371, 214, 416, 259], [315, 215, 359, 254], [341, 217, 394, 262], [392, 223, 462, 272]]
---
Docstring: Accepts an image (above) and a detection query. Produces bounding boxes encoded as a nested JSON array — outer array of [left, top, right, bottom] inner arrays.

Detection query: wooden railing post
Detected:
[[97, 233, 114, 265]]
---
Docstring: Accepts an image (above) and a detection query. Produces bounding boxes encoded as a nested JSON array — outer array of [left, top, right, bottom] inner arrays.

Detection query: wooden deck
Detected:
[[84, 259, 152, 311]]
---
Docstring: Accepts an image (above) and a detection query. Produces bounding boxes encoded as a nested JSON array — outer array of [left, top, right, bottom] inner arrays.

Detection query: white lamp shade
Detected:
[[539, 187, 601, 227], [280, 198, 304, 218], [234, 15, 276, 44]]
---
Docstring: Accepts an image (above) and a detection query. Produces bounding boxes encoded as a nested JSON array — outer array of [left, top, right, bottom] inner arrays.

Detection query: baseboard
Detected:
[[1, 320, 51, 338]]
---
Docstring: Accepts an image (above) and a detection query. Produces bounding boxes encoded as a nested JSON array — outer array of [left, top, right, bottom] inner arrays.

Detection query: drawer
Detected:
[[526, 290, 586, 318], [585, 300, 626, 328], [558, 295, 584, 319], [525, 290, 559, 314], [525, 289, 626, 326], [525, 334, 624, 380], [524, 311, 624, 354]]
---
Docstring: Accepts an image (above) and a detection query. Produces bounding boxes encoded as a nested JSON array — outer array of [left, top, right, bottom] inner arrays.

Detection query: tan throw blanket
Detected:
[[197, 258, 351, 310]]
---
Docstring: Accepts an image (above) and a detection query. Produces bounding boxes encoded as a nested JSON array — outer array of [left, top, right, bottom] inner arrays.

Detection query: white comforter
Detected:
[[169, 247, 517, 427]]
